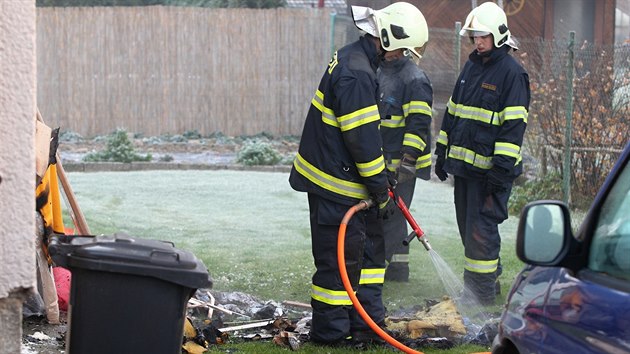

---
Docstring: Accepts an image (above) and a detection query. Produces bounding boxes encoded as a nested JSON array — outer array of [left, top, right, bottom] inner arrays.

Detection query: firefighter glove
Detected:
[[372, 189, 397, 220], [387, 170, 398, 190], [396, 154, 416, 184], [486, 166, 508, 194], [434, 155, 448, 181]]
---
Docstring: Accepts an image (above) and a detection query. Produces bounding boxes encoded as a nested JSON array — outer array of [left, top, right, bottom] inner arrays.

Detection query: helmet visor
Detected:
[[459, 15, 492, 37], [466, 30, 491, 37]]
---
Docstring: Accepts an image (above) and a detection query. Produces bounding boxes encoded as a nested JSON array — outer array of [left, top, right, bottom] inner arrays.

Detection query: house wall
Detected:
[[615, 0, 630, 43], [353, 0, 616, 44], [0, 1, 37, 352]]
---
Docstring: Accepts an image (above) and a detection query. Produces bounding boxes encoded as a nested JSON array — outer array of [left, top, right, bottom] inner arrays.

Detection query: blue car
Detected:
[[492, 142, 630, 354]]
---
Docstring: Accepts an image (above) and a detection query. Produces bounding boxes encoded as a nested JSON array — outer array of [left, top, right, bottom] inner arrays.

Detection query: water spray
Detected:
[[337, 189, 493, 352], [389, 191, 493, 337]]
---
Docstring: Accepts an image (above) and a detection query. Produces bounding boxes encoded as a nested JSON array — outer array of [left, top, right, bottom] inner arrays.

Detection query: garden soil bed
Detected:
[[57, 135, 299, 166]]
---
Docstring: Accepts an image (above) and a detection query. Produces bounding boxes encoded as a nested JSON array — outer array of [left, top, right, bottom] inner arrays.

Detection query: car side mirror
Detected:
[[516, 201, 573, 265]]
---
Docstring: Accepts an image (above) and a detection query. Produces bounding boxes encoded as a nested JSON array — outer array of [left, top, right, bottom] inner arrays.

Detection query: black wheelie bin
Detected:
[[49, 234, 213, 354]]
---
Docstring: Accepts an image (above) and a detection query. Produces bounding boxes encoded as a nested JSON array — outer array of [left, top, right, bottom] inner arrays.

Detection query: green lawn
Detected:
[[64, 169, 522, 353]]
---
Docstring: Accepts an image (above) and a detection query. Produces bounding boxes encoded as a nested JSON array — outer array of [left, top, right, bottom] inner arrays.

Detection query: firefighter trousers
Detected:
[[453, 176, 510, 304], [307, 193, 386, 343], [383, 178, 416, 281]]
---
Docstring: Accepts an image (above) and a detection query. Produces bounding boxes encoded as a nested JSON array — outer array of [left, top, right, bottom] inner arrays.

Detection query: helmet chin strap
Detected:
[[367, 34, 387, 64], [378, 47, 386, 61], [378, 45, 387, 62]]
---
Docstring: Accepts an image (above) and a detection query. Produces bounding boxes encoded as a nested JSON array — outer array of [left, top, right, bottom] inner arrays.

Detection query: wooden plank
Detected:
[[55, 157, 91, 235], [281, 300, 312, 309], [219, 320, 274, 332]]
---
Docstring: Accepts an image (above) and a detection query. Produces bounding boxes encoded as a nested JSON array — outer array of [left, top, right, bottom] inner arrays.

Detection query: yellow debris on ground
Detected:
[[385, 296, 466, 339], [182, 341, 206, 354], [418, 296, 467, 336], [183, 317, 197, 339], [406, 320, 437, 339], [182, 317, 209, 354]]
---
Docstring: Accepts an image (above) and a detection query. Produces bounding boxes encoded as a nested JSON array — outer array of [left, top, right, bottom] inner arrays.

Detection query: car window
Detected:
[[588, 158, 630, 281]]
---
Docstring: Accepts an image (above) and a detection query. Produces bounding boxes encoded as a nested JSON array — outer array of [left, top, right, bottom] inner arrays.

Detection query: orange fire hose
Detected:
[[337, 199, 424, 354]]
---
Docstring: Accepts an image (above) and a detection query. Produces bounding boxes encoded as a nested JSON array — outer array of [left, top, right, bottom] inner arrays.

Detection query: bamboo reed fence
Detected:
[[37, 6, 332, 137]]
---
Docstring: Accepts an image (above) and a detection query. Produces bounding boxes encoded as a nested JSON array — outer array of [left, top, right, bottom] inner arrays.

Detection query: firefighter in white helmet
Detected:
[[434, 1, 529, 305], [351, 2, 429, 58], [290, 1, 429, 347], [377, 37, 434, 283], [460, 1, 517, 49]]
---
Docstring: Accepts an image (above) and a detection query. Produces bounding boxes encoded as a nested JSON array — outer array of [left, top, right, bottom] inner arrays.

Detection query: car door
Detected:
[[541, 147, 630, 353]]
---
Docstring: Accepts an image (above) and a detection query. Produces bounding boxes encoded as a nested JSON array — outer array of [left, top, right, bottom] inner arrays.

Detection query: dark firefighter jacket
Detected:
[[378, 56, 433, 181], [436, 45, 530, 181], [289, 36, 389, 206]]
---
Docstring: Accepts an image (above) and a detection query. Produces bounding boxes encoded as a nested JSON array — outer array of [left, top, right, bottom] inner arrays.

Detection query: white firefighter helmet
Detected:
[[459, 1, 517, 49], [351, 2, 429, 58]]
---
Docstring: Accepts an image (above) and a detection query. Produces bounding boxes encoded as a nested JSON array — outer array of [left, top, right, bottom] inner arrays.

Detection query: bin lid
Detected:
[[49, 234, 212, 289]]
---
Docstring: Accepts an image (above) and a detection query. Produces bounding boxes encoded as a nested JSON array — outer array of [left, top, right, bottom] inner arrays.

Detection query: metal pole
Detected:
[[455, 21, 461, 80], [563, 31, 575, 205], [330, 12, 336, 57]]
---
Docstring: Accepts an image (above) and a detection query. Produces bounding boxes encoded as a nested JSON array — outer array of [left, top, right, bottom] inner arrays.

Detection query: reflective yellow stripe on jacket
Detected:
[[403, 100, 432, 117], [381, 100, 431, 129], [338, 105, 381, 132], [312, 90, 380, 132], [416, 152, 431, 168], [448, 145, 493, 170], [439, 97, 527, 169], [437, 130, 448, 146], [311, 90, 337, 127], [385, 152, 431, 173], [495, 142, 521, 160], [446, 144, 521, 170], [446, 99, 528, 126], [356, 155, 385, 178], [293, 153, 369, 199], [381, 114, 404, 128], [403, 132, 427, 151]]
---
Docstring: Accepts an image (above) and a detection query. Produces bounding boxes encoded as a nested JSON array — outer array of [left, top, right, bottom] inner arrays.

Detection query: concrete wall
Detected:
[[0, 0, 37, 352]]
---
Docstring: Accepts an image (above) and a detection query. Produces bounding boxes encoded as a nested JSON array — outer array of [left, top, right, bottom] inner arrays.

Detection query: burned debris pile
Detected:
[[22, 288, 499, 353], [182, 290, 499, 352]]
